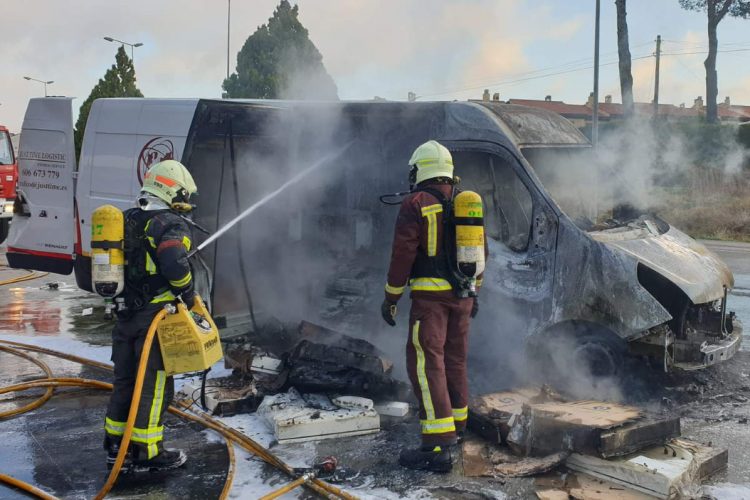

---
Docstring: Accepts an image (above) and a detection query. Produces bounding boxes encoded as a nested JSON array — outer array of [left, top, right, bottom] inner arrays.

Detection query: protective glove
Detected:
[[381, 299, 397, 327], [471, 298, 479, 318], [181, 290, 196, 311]]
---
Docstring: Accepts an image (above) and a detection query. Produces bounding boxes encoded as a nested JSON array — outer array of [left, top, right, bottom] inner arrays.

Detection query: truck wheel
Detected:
[[0, 219, 9, 245]]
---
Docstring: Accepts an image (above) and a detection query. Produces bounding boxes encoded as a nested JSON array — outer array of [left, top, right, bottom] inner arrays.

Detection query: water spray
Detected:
[[190, 142, 353, 257]]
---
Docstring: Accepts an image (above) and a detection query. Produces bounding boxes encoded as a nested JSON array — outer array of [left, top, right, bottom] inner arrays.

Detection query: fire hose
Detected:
[[0, 313, 359, 500]]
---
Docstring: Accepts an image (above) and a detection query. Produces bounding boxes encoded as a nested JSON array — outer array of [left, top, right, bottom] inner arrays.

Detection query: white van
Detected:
[[7, 97, 197, 280]]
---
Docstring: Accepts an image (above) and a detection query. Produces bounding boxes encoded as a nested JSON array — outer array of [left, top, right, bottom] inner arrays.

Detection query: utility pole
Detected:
[[226, 0, 231, 80], [592, 0, 601, 147], [653, 34, 661, 117]]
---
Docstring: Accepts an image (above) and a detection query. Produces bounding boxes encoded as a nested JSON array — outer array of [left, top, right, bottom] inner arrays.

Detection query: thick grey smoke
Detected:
[[528, 118, 749, 225]]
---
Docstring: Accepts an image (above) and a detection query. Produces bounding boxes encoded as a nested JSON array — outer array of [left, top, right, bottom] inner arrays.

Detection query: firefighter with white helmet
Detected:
[[103, 160, 197, 472], [382, 140, 487, 472]]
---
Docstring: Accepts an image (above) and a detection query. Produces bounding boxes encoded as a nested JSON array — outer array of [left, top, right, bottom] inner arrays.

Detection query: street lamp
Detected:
[[23, 76, 54, 97], [103, 36, 144, 62]]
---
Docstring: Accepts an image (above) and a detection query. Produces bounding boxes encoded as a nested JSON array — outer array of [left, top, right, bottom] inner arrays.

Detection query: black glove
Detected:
[[181, 290, 196, 310], [471, 298, 479, 318], [381, 299, 397, 327]]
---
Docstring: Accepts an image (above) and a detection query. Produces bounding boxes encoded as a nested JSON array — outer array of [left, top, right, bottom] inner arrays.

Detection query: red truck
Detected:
[[0, 125, 17, 242]]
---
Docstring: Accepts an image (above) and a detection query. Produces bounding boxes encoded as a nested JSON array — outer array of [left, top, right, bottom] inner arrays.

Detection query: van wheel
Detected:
[[571, 332, 625, 378], [0, 219, 9, 244], [528, 326, 628, 398]]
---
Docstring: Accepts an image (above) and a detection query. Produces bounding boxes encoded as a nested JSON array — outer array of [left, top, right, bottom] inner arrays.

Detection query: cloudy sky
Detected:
[[2, 0, 749, 132]]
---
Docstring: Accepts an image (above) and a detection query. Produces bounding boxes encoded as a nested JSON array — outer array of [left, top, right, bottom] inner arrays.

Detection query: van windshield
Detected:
[[0, 132, 13, 166]]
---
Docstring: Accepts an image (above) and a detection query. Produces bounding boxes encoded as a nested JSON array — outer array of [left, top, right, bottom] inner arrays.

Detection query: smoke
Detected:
[[527, 118, 749, 225]]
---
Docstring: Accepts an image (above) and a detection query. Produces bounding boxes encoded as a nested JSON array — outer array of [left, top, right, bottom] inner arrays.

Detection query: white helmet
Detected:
[[141, 160, 197, 211], [408, 140, 454, 185]]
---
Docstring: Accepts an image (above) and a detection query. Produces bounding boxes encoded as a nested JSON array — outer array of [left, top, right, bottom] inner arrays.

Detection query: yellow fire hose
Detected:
[[0, 264, 49, 287], [0, 319, 359, 499]]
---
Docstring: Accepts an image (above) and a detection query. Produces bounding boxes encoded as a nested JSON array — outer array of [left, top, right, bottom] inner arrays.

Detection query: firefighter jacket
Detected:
[[123, 208, 194, 308], [385, 182, 486, 303]]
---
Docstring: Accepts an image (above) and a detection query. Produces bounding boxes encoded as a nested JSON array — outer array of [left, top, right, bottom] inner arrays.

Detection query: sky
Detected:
[[1, 0, 749, 133]]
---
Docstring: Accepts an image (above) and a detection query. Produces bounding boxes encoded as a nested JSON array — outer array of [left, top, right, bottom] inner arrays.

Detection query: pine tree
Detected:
[[74, 46, 144, 159], [223, 0, 338, 100]]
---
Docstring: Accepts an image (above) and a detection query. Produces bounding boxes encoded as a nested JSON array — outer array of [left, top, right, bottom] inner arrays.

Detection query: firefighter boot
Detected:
[[104, 436, 133, 470], [398, 445, 452, 473], [132, 447, 187, 473]]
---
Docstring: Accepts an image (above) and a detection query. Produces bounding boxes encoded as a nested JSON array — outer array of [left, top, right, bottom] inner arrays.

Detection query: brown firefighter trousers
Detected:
[[406, 295, 473, 448]]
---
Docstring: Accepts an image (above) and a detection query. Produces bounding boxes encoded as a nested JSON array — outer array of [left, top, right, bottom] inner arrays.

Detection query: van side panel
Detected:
[[7, 98, 76, 274], [74, 98, 197, 290]]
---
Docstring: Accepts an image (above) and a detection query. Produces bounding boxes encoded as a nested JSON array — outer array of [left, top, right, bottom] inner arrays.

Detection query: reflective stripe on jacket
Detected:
[[142, 211, 194, 304], [385, 182, 485, 303]]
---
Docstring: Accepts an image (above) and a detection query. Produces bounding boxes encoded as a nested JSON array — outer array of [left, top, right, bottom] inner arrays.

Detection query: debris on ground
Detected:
[[463, 437, 569, 478], [565, 438, 728, 499], [464, 387, 728, 498], [257, 388, 380, 444]]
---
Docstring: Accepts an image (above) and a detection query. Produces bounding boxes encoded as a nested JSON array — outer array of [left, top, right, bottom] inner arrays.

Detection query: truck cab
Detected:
[[0, 125, 17, 242]]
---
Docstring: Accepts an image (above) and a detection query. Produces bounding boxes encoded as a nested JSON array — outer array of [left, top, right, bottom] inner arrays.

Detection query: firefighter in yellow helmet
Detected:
[[103, 160, 197, 472], [382, 140, 486, 473]]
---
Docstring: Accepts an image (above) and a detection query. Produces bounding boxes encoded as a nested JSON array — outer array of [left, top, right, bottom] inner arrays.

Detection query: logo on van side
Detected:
[[137, 137, 175, 185]]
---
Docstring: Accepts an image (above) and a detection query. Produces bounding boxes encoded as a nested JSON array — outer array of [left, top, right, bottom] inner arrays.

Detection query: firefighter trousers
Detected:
[[104, 306, 174, 460], [406, 295, 473, 447]]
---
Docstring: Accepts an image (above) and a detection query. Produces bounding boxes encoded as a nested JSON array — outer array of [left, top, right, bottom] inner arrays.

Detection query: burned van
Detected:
[[7, 98, 741, 376]]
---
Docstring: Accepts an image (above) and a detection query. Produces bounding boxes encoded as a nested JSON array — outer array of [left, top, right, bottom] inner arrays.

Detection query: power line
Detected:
[[417, 54, 653, 99]]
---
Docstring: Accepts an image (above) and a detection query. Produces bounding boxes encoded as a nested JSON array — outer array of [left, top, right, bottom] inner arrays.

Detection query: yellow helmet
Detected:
[[141, 160, 197, 210], [408, 140, 454, 185]]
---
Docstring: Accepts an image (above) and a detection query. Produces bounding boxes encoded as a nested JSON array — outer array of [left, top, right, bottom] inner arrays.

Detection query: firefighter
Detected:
[[381, 140, 484, 473], [103, 160, 197, 472]]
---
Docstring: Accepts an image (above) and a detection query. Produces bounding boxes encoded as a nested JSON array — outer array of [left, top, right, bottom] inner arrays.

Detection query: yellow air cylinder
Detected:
[[91, 205, 125, 299], [454, 190, 485, 280], [157, 294, 223, 376]]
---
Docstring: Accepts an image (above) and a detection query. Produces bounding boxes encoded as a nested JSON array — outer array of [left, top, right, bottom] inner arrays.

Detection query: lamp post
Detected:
[[103, 36, 144, 62], [23, 76, 54, 97]]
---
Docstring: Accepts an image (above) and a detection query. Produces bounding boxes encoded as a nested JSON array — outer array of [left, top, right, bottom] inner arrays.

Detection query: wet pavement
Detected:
[[1, 241, 750, 499]]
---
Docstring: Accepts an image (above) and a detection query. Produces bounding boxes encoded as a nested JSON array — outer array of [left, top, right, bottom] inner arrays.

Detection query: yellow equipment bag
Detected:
[[157, 294, 223, 376]]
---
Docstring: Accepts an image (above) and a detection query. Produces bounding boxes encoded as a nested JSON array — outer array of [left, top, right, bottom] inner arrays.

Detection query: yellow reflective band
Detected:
[[143, 370, 167, 459], [426, 213, 438, 256], [412, 321, 435, 420], [416, 158, 454, 167], [476, 278, 483, 287], [409, 277, 452, 291], [385, 282, 406, 295], [182, 236, 191, 251], [169, 272, 192, 288], [151, 290, 176, 304], [104, 417, 126, 436], [130, 426, 165, 444], [420, 204, 443, 216], [421, 204, 442, 257], [452, 406, 468, 422], [421, 416, 456, 434], [146, 252, 157, 274]]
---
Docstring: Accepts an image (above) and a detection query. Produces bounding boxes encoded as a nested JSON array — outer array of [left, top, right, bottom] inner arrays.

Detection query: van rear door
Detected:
[[6, 97, 76, 274]]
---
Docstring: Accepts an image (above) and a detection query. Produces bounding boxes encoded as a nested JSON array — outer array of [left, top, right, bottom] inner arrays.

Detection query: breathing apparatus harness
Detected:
[[379, 177, 478, 298]]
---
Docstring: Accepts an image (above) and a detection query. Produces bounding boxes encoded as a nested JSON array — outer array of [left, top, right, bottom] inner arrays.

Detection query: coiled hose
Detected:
[[0, 314, 358, 500]]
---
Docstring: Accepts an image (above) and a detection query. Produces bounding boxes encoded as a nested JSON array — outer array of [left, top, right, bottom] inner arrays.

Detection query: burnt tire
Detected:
[[527, 326, 628, 399]]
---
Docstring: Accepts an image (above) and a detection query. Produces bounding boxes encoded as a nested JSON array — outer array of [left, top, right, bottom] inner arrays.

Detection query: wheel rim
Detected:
[[573, 341, 618, 377]]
